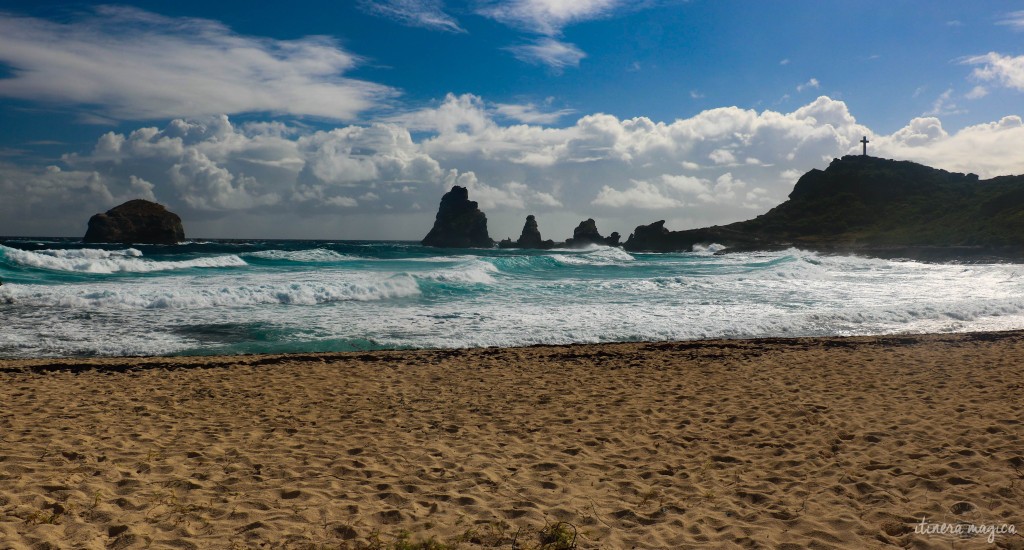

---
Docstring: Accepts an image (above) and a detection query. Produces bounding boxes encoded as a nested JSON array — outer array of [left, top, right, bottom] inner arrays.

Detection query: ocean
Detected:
[[2, 238, 1023, 358]]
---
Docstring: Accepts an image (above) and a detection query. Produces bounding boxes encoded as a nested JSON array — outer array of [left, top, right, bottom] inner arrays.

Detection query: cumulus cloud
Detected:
[[6, 95, 1024, 239], [0, 6, 393, 121], [963, 52, 1024, 92], [358, 0, 464, 32], [593, 180, 685, 209], [876, 115, 1024, 177]]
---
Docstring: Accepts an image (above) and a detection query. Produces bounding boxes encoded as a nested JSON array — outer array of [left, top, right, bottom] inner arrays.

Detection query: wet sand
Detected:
[[1, 332, 1023, 549]]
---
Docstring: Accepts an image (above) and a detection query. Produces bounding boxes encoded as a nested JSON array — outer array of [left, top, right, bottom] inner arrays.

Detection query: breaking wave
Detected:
[[0, 245, 246, 274]]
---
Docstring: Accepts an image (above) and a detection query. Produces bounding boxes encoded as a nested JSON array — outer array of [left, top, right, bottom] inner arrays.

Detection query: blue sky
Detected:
[[2, 1, 1024, 239]]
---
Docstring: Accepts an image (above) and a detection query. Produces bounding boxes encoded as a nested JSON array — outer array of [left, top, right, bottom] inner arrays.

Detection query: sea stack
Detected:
[[422, 186, 494, 248], [565, 219, 621, 248], [499, 215, 555, 249], [83, 199, 185, 244]]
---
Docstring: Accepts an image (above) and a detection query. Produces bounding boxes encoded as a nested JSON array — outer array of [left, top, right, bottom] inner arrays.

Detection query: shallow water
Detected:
[[2, 238, 1023, 357]]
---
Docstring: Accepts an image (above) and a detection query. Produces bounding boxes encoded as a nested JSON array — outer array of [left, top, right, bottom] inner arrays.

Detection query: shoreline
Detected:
[[2, 330, 1023, 548], [3, 328, 1024, 369]]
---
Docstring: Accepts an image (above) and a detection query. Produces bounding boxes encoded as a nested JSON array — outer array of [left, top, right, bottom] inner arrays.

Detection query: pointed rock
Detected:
[[500, 215, 555, 249], [422, 186, 494, 248]]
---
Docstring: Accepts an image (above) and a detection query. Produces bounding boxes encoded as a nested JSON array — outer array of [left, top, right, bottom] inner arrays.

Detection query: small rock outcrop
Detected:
[[499, 215, 555, 249], [422, 186, 494, 248], [83, 200, 184, 244], [565, 219, 620, 248]]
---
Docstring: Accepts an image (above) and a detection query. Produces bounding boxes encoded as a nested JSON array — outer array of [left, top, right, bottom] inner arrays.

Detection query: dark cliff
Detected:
[[422, 186, 494, 248], [565, 219, 620, 248], [625, 156, 1024, 259], [499, 215, 555, 249]]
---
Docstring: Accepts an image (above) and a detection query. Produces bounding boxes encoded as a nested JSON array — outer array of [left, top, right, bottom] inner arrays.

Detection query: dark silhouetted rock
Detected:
[[83, 200, 184, 244], [624, 155, 1024, 260], [565, 219, 619, 248], [499, 215, 555, 249], [422, 186, 494, 248]]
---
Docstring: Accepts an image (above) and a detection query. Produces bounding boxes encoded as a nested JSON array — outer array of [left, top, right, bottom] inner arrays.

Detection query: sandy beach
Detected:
[[1, 332, 1023, 549]]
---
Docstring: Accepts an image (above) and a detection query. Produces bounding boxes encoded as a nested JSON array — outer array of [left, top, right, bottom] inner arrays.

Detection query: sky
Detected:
[[2, 1, 1024, 240]]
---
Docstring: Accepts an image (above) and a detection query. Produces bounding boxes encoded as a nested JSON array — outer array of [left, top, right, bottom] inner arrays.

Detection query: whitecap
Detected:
[[0, 245, 246, 273]]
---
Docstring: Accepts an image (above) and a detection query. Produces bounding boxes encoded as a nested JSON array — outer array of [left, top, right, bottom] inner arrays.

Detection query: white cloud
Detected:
[[963, 52, 1024, 92], [0, 6, 393, 121], [796, 78, 820, 92], [709, 149, 736, 165], [876, 115, 1024, 177], [477, 0, 650, 69], [8, 95, 1024, 240], [325, 196, 359, 207], [780, 58, 790, 65], [387, 93, 495, 134], [506, 38, 586, 69], [358, 0, 464, 32], [494, 103, 575, 124], [593, 179, 684, 209], [997, 11, 1024, 30], [965, 86, 989, 100], [477, 0, 619, 35], [924, 88, 965, 116], [886, 117, 947, 147]]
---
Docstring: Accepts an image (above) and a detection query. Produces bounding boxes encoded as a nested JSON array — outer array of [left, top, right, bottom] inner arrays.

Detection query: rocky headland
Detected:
[[625, 155, 1024, 260], [425, 156, 1024, 260], [82, 199, 185, 245]]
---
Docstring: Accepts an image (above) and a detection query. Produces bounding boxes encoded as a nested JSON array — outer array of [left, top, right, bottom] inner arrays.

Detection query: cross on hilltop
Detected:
[[861, 136, 870, 156]]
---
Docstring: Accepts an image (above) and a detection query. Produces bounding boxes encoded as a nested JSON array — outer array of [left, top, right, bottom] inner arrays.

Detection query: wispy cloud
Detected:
[[963, 52, 1024, 91], [0, 6, 394, 121], [506, 38, 586, 70], [477, 0, 619, 35], [796, 78, 820, 92], [358, 0, 464, 33], [494, 102, 574, 124], [997, 10, 1024, 30], [924, 88, 965, 116], [477, 0, 647, 69], [965, 86, 989, 100]]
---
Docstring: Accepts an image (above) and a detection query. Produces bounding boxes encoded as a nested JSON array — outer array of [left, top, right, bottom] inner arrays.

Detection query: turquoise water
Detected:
[[3, 238, 1024, 358]]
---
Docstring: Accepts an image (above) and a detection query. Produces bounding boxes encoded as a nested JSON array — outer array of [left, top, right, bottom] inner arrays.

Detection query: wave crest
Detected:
[[243, 248, 354, 263], [0, 245, 246, 274]]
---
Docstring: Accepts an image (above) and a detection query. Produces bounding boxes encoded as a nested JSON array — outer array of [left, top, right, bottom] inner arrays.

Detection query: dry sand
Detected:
[[1, 331, 1023, 549]]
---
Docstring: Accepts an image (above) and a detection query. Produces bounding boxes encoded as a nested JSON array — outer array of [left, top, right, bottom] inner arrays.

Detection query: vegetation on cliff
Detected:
[[625, 156, 1024, 258]]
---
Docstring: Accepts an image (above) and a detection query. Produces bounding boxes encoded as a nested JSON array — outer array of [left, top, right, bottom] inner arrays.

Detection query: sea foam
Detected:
[[0, 245, 246, 274]]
